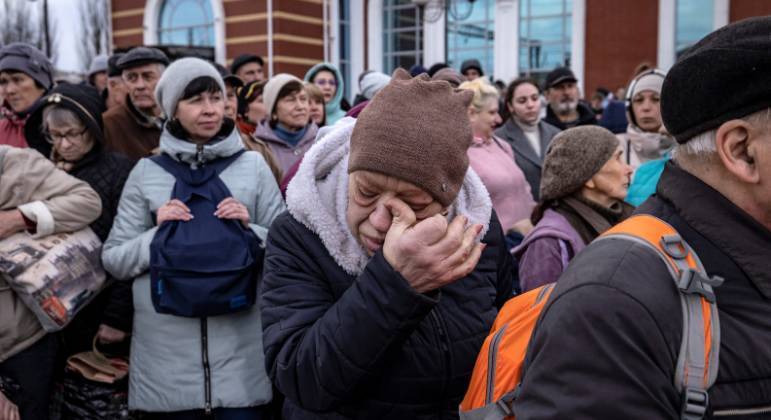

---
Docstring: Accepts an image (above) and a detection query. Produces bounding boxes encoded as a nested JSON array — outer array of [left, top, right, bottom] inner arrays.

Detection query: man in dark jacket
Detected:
[[261, 69, 513, 419], [513, 17, 771, 418], [102, 47, 168, 160], [542, 67, 597, 130]]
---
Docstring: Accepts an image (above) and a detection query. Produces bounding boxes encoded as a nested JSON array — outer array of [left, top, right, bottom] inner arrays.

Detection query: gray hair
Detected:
[[673, 108, 771, 164], [42, 105, 83, 131]]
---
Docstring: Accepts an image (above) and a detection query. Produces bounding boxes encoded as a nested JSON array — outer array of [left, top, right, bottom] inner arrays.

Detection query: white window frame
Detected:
[[143, 0, 226, 64]]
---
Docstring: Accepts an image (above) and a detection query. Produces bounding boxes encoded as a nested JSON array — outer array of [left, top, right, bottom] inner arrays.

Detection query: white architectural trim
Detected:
[[423, 1, 446, 68], [657, 0, 676, 71], [571, 0, 586, 95], [350, 1, 366, 92], [143, 0, 226, 64], [328, 0, 338, 64], [267, 0, 274, 77], [494, 0, 518, 82], [714, 0, 730, 29], [367, 0, 384, 72]]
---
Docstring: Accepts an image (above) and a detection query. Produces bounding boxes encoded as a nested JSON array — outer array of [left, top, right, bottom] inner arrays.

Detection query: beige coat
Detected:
[[0, 146, 102, 362]]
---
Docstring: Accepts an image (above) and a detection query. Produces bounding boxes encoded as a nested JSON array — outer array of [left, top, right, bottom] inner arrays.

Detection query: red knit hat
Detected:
[[348, 68, 474, 207]]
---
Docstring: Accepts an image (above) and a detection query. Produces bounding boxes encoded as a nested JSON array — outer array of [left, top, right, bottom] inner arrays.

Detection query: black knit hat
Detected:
[[230, 54, 264, 75], [25, 84, 106, 157], [661, 16, 771, 143]]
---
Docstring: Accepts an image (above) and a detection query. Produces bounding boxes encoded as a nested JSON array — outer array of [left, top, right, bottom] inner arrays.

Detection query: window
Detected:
[[446, 0, 494, 78], [676, 0, 713, 57], [339, 0, 351, 101], [383, 0, 423, 73], [519, 0, 572, 84], [157, 0, 215, 47]]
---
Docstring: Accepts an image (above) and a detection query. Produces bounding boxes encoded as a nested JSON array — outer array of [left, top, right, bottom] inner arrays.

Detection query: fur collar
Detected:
[[286, 117, 493, 275]]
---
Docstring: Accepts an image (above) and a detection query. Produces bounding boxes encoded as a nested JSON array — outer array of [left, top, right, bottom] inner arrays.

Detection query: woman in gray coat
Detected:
[[102, 58, 285, 418], [495, 78, 561, 201]]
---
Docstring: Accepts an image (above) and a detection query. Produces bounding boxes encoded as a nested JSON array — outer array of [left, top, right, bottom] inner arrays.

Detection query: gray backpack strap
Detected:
[[597, 215, 722, 420]]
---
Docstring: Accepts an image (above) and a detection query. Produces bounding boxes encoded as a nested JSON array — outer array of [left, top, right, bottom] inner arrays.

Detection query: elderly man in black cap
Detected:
[[542, 66, 597, 130], [512, 16, 771, 418], [231, 53, 265, 83], [102, 46, 169, 160]]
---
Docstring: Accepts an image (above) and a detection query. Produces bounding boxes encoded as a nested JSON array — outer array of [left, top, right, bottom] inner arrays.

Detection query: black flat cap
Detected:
[[107, 53, 124, 77], [661, 16, 771, 143], [230, 54, 264, 75], [544, 67, 577, 89], [117, 47, 169, 70], [214, 62, 244, 88]]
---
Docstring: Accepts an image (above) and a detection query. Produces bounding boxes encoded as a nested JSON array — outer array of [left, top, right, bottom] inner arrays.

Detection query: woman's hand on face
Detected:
[[215, 197, 250, 227], [156, 199, 193, 225]]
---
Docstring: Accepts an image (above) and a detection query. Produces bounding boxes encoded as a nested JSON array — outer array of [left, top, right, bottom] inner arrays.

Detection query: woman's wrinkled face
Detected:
[[308, 97, 324, 125], [0, 71, 46, 113], [313, 70, 337, 102], [584, 147, 634, 207], [175, 89, 225, 143], [246, 94, 267, 125], [346, 171, 444, 256], [469, 97, 502, 139], [510, 83, 541, 124], [631, 90, 662, 133], [46, 119, 94, 162], [275, 89, 309, 130]]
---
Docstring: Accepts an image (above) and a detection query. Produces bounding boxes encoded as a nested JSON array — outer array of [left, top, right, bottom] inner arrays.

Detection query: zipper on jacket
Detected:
[[713, 405, 771, 417], [200, 317, 213, 415], [485, 324, 508, 405], [196, 143, 204, 167], [430, 310, 452, 401]]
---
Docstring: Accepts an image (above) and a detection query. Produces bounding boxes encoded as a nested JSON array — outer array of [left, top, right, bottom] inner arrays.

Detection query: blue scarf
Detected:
[[274, 123, 308, 147]]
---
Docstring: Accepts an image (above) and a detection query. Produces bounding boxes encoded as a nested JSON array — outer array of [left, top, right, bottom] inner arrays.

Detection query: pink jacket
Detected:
[[0, 107, 29, 148], [467, 135, 535, 231]]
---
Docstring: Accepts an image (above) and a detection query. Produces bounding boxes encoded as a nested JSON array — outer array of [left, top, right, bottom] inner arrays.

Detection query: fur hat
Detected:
[[540, 126, 620, 202], [348, 68, 474, 206]]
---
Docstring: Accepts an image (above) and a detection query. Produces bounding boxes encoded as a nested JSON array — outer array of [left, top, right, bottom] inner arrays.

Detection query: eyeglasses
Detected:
[[43, 127, 89, 144], [314, 79, 337, 87]]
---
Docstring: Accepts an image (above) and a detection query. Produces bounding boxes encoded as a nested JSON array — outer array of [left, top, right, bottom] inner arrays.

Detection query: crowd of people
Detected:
[[0, 15, 769, 420]]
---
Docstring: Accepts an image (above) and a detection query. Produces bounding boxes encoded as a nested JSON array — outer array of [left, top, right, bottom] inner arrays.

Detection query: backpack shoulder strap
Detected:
[[598, 215, 723, 420], [148, 153, 189, 179], [204, 149, 246, 176]]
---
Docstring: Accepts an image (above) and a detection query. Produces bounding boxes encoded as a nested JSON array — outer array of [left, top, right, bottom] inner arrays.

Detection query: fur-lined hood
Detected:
[[285, 117, 493, 275]]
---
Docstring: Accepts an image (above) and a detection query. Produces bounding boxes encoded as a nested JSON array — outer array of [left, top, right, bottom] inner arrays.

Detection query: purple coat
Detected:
[[513, 209, 586, 292]]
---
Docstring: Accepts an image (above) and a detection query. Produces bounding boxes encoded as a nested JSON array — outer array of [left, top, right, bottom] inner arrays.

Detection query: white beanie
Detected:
[[360, 71, 391, 100], [155, 57, 226, 118], [263, 73, 303, 117], [628, 70, 664, 100]]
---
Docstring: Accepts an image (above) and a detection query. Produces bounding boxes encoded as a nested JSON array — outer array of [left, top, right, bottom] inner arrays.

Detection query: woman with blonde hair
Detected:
[[459, 79, 535, 248], [303, 82, 326, 127]]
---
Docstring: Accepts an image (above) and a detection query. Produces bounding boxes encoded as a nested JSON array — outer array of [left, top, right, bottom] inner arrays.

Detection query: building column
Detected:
[[350, 1, 366, 79], [714, 0, 730, 29], [367, 0, 383, 72], [493, 0, 518, 82], [571, 0, 586, 95], [423, 0, 446, 67], [657, 0, 676, 71]]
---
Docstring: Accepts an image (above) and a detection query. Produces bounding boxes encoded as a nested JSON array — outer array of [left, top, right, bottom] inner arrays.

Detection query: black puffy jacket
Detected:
[[261, 212, 514, 419]]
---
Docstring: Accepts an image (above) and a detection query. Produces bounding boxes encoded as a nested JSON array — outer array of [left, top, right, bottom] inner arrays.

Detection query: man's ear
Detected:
[[715, 119, 761, 184]]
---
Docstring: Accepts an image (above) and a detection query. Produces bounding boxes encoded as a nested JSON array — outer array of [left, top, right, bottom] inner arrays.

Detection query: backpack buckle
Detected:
[[681, 388, 709, 420], [678, 269, 724, 303], [661, 234, 688, 260]]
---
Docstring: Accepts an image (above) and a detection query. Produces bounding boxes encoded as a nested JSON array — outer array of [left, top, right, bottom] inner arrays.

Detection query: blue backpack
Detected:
[[148, 151, 262, 317]]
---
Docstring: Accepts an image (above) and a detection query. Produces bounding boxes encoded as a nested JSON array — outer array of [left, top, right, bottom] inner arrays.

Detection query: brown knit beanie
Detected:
[[540, 126, 620, 202], [348, 68, 474, 207]]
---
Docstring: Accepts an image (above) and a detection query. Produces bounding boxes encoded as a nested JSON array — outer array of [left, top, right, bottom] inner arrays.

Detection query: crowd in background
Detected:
[[0, 14, 769, 420]]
